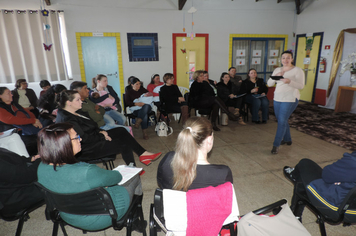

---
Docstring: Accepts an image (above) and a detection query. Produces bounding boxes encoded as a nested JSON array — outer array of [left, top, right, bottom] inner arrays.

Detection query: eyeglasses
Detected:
[[71, 135, 81, 140]]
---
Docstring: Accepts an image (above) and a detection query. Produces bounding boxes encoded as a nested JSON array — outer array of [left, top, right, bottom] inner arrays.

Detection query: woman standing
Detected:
[[90, 74, 126, 128], [157, 117, 233, 191], [243, 69, 269, 124], [37, 123, 144, 231], [189, 70, 238, 131], [267, 51, 304, 154], [216, 72, 246, 125], [55, 90, 161, 165], [159, 73, 189, 125], [125, 77, 153, 140]]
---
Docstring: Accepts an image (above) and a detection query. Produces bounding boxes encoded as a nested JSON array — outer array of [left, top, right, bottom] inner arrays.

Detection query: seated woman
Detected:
[[39, 80, 51, 98], [0, 147, 43, 218], [242, 69, 269, 124], [125, 76, 154, 140], [189, 70, 238, 131], [216, 72, 246, 125], [37, 123, 145, 231], [37, 84, 67, 118], [12, 79, 39, 117], [147, 74, 164, 103], [55, 90, 161, 166], [90, 74, 126, 128], [157, 117, 233, 191], [159, 73, 189, 125], [0, 87, 43, 135], [284, 153, 356, 221]]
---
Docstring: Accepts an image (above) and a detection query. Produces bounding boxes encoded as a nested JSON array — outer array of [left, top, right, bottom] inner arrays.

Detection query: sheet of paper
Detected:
[[236, 58, 245, 66], [113, 165, 143, 185], [270, 50, 279, 57], [268, 59, 277, 66], [252, 58, 261, 65], [236, 49, 245, 57], [253, 50, 261, 57]]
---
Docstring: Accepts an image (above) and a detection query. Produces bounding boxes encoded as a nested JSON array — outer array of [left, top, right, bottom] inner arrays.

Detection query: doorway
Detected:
[[295, 32, 323, 103], [76, 32, 124, 103], [173, 33, 209, 88]]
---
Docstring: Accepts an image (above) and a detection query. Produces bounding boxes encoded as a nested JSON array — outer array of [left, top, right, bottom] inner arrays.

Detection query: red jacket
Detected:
[[0, 103, 36, 125]]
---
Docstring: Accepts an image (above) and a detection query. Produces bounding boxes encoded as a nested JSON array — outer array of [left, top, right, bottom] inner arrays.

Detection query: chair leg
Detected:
[[317, 216, 327, 236], [15, 214, 28, 236], [52, 222, 59, 236], [102, 160, 109, 170], [149, 204, 157, 236], [59, 221, 68, 236]]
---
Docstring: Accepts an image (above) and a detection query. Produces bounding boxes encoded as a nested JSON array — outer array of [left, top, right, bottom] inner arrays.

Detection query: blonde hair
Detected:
[[192, 70, 204, 81], [171, 117, 213, 191]]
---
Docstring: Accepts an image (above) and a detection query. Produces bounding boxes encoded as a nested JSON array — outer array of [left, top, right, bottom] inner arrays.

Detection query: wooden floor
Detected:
[[1, 114, 355, 236]]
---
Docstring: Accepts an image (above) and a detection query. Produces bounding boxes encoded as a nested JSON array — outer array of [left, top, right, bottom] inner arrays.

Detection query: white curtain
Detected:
[[324, 32, 356, 113], [0, 10, 67, 84]]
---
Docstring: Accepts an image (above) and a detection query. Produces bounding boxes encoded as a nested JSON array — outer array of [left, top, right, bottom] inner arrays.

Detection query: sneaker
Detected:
[[283, 166, 296, 182]]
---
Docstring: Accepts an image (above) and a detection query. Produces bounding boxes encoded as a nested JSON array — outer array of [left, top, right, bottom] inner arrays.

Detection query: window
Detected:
[[230, 35, 287, 81], [127, 33, 159, 62]]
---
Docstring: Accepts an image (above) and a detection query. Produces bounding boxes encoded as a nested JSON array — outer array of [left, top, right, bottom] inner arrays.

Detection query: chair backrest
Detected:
[[150, 183, 239, 235], [35, 182, 118, 223], [178, 86, 189, 96]]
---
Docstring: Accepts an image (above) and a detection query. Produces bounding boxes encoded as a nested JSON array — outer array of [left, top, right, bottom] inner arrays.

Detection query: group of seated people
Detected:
[[1, 74, 356, 233]]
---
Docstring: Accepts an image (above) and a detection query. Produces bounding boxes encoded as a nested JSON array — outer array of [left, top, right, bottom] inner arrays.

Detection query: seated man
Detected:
[[70, 81, 130, 133], [284, 152, 356, 220], [0, 147, 43, 217]]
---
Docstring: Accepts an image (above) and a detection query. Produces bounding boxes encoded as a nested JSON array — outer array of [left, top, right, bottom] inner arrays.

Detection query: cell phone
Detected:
[[270, 76, 284, 80]]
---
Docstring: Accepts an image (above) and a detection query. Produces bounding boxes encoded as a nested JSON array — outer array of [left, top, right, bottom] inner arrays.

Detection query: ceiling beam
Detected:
[[178, 0, 187, 10], [295, 0, 301, 14], [44, 0, 51, 6]]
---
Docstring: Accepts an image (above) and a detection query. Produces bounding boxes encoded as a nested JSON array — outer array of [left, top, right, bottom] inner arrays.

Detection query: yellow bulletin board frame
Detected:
[[75, 32, 125, 99]]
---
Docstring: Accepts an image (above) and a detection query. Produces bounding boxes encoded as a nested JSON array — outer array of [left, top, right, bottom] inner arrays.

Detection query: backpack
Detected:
[[155, 121, 173, 137]]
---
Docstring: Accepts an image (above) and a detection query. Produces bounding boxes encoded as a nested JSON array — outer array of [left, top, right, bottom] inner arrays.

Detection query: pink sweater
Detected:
[[186, 182, 232, 236]]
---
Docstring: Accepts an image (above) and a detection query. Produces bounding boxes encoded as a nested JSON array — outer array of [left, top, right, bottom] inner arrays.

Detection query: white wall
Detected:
[[2, 0, 354, 92], [295, 0, 356, 90]]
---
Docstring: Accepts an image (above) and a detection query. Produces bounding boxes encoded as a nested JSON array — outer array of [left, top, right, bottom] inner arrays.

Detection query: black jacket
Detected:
[[160, 84, 183, 108], [242, 78, 268, 95], [12, 88, 38, 108], [216, 81, 239, 103], [0, 148, 43, 216], [189, 81, 215, 106]]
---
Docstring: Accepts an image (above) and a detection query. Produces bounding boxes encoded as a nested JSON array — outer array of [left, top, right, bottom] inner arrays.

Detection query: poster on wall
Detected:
[[268, 59, 277, 66], [251, 58, 261, 65], [270, 50, 279, 57], [236, 59, 245, 66], [236, 50, 245, 56], [253, 50, 262, 57]]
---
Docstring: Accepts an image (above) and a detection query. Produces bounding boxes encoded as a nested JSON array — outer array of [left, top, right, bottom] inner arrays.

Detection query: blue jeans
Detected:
[[133, 104, 152, 130], [273, 99, 298, 147], [105, 109, 126, 125], [100, 115, 130, 133], [245, 94, 269, 122]]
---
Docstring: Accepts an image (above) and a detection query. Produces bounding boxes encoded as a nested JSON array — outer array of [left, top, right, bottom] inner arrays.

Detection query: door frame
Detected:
[[76, 32, 125, 98], [172, 33, 209, 85], [294, 32, 324, 103]]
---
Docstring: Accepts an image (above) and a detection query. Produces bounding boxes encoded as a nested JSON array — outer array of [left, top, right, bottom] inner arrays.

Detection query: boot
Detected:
[[238, 117, 246, 125], [132, 118, 142, 129], [180, 105, 189, 125], [142, 129, 149, 140], [234, 108, 240, 116], [214, 98, 238, 121], [212, 122, 220, 131], [228, 107, 235, 114]]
